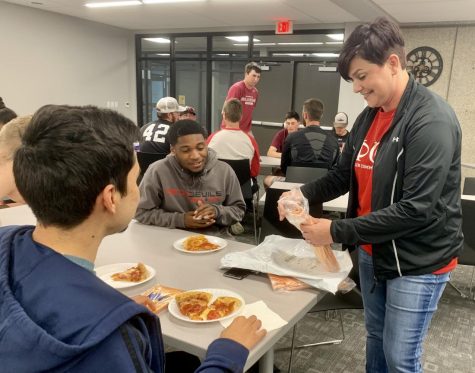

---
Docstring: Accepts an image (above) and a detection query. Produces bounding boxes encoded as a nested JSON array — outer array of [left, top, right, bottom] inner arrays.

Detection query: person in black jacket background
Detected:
[[279, 18, 462, 373]]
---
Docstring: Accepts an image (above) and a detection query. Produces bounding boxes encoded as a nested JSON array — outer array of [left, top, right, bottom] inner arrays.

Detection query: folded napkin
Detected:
[[220, 300, 287, 332]]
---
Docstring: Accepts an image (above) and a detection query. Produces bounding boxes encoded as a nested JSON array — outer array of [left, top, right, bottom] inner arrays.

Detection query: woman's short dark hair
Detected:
[[13, 105, 140, 228], [337, 17, 406, 81], [285, 111, 300, 122], [168, 120, 207, 146]]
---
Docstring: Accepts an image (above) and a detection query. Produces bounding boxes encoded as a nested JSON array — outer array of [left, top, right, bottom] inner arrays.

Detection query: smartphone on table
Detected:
[[223, 268, 259, 280]]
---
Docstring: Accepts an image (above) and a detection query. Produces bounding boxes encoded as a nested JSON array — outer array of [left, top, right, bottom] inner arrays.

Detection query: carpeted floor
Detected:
[[235, 211, 475, 373]]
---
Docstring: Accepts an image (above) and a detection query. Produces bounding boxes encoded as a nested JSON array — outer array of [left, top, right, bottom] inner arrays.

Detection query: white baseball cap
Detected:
[[333, 112, 348, 128], [156, 97, 186, 114]]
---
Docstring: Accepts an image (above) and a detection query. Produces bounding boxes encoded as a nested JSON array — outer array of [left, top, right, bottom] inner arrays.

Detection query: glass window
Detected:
[[140, 60, 170, 125], [211, 60, 248, 131], [211, 36, 250, 58], [252, 33, 343, 61], [176, 60, 207, 126], [175, 37, 207, 58], [140, 37, 171, 58]]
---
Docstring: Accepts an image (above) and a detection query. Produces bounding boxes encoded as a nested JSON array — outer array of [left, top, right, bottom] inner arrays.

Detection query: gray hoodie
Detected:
[[135, 148, 245, 231]]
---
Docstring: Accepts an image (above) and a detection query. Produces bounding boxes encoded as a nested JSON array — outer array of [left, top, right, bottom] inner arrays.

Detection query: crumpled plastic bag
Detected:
[[220, 235, 353, 294], [278, 188, 340, 272]]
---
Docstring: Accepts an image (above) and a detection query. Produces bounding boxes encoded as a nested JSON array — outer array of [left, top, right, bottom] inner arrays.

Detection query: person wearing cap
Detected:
[[179, 106, 197, 121], [224, 62, 261, 133], [332, 112, 350, 152], [139, 97, 185, 155]]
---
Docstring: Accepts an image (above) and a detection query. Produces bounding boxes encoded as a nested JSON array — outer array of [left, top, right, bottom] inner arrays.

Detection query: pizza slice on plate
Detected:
[[111, 262, 149, 282], [209, 296, 242, 319], [175, 291, 213, 320], [183, 235, 219, 251]]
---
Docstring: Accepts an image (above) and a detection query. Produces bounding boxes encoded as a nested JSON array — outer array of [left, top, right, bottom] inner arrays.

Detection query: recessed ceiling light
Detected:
[[313, 53, 340, 57], [144, 38, 171, 43], [254, 43, 276, 46], [226, 36, 260, 43], [143, 0, 205, 3], [277, 42, 323, 45], [155, 53, 170, 56], [326, 34, 344, 41], [325, 41, 343, 45], [85, 1, 141, 8]]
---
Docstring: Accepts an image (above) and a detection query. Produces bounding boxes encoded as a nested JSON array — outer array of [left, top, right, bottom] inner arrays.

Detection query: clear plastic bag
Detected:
[[337, 277, 356, 293], [278, 188, 341, 273]]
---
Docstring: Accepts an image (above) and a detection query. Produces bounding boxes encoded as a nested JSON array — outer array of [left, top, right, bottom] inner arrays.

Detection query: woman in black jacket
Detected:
[[281, 18, 463, 373]]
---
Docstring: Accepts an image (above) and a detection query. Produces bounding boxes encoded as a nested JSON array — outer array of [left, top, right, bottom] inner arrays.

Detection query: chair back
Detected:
[[259, 186, 323, 243], [137, 152, 167, 181], [460, 198, 475, 266], [219, 159, 252, 199], [463, 177, 475, 195], [285, 166, 328, 184]]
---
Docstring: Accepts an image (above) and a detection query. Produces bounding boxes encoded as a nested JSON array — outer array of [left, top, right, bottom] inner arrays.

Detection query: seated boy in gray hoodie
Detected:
[[135, 120, 246, 236]]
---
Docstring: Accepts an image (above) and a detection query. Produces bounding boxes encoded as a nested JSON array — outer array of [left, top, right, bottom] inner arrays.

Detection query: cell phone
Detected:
[[223, 268, 257, 280]]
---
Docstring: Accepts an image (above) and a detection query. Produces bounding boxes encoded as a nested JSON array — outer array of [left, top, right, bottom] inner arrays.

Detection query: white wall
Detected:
[[337, 22, 366, 131], [0, 2, 137, 121]]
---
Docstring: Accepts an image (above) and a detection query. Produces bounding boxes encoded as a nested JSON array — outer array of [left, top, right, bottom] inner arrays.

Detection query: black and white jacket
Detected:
[[301, 76, 463, 280]]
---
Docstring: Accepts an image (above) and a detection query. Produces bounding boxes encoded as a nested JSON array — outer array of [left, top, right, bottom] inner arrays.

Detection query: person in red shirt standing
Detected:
[[225, 62, 261, 134], [278, 17, 462, 373]]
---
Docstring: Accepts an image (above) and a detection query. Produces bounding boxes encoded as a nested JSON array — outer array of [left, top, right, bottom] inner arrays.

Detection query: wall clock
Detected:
[[406, 46, 443, 87]]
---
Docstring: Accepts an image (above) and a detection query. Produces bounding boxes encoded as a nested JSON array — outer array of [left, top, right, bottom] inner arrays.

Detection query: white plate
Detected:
[[95, 263, 156, 289], [173, 235, 227, 254], [168, 288, 244, 323]]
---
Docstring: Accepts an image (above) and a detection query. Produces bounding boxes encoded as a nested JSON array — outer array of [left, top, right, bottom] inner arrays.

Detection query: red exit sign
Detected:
[[275, 20, 293, 35]]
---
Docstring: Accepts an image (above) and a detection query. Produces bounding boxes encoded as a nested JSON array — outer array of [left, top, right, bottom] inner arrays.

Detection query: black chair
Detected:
[[283, 249, 363, 373], [449, 197, 475, 299], [137, 151, 167, 183], [259, 186, 323, 243], [285, 166, 328, 184], [219, 159, 259, 243], [463, 177, 475, 195]]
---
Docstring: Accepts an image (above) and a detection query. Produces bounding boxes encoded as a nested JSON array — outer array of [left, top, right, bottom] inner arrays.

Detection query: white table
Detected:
[[260, 156, 281, 168], [0, 205, 323, 372], [462, 163, 475, 169], [270, 181, 349, 213]]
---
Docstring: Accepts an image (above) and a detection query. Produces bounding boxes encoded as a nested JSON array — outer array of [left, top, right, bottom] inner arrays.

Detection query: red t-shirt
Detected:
[[354, 109, 456, 274], [270, 128, 288, 153], [225, 81, 258, 133]]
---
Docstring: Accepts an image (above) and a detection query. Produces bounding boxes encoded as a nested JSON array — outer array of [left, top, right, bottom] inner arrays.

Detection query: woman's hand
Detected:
[[300, 217, 333, 246]]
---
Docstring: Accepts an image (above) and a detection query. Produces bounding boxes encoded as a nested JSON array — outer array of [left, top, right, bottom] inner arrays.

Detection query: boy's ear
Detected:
[[100, 184, 118, 214]]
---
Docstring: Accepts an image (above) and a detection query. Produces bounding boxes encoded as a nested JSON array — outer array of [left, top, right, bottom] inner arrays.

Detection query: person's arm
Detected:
[[331, 108, 460, 246], [195, 316, 266, 373], [248, 134, 261, 178], [73, 317, 164, 372], [267, 146, 281, 158], [213, 167, 246, 226], [135, 166, 186, 228], [268, 129, 285, 158]]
